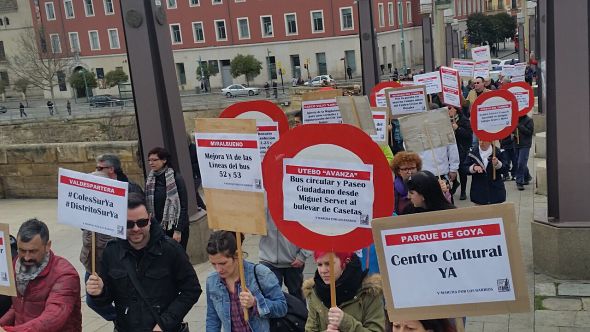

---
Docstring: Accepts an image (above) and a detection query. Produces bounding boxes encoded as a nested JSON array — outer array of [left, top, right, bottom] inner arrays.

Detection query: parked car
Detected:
[[221, 84, 261, 97], [304, 75, 335, 87], [491, 58, 520, 71], [0, 105, 6, 114], [89, 95, 124, 107]]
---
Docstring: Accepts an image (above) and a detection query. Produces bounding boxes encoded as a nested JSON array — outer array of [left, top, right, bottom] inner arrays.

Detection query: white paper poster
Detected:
[[371, 111, 387, 143], [501, 65, 514, 78], [195, 132, 264, 192], [0, 231, 10, 287], [256, 121, 279, 159], [386, 87, 428, 116], [283, 159, 374, 229], [302, 98, 342, 124], [476, 100, 513, 133], [511, 63, 527, 82], [413, 72, 442, 94], [471, 45, 491, 62], [452, 59, 475, 78], [57, 168, 128, 239], [376, 88, 389, 108], [380, 218, 515, 308], [506, 86, 530, 112], [474, 60, 491, 79], [440, 67, 461, 108]]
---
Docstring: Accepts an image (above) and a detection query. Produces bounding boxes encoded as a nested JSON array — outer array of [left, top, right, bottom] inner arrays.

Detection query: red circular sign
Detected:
[[369, 82, 402, 107], [500, 82, 534, 116], [220, 100, 289, 134], [470, 90, 519, 141], [262, 124, 394, 252]]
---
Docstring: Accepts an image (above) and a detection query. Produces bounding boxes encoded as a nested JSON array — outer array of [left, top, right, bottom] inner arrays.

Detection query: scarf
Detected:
[[15, 252, 50, 295], [313, 254, 367, 308], [145, 167, 181, 231], [479, 146, 493, 169]]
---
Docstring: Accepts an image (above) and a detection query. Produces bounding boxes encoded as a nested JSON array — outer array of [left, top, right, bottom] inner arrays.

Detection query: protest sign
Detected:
[[501, 82, 534, 116], [220, 100, 289, 159], [195, 118, 266, 235], [413, 71, 442, 94], [452, 59, 475, 79], [57, 168, 128, 239], [470, 90, 518, 142], [372, 203, 529, 321], [440, 66, 462, 108], [262, 123, 394, 252], [370, 107, 388, 144], [301, 89, 343, 124], [398, 108, 456, 153], [471, 45, 491, 62], [473, 60, 491, 79], [385, 85, 428, 118], [370, 81, 403, 107], [336, 96, 377, 136], [0, 224, 16, 297], [501, 65, 514, 78], [510, 62, 527, 82]]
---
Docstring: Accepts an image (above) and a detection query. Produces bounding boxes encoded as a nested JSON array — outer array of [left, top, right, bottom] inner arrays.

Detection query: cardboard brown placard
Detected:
[[398, 108, 456, 153], [372, 203, 530, 321], [384, 85, 429, 119], [195, 118, 267, 235], [301, 89, 343, 124], [337, 96, 377, 136], [0, 224, 16, 297], [301, 89, 342, 102], [371, 107, 389, 145]]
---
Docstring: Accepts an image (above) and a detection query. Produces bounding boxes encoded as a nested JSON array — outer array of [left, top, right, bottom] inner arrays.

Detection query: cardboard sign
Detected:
[[440, 67, 462, 108], [370, 107, 388, 144], [370, 82, 403, 107], [399, 108, 456, 153], [195, 118, 266, 235], [470, 90, 518, 141], [511, 62, 527, 82], [262, 124, 394, 252], [372, 204, 529, 321], [336, 96, 377, 136], [219, 100, 289, 159], [452, 59, 475, 79], [413, 72, 442, 94], [57, 168, 128, 239], [501, 82, 534, 116], [471, 45, 491, 62], [385, 86, 429, 118], [301, 89, 343, 124], [0, 224, 16, 297], [473, 60, 490, 79]]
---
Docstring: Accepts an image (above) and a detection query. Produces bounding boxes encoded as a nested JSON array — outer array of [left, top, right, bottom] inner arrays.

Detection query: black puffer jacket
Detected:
[[92, 222, 201, 332], [453, 113, 473, 160], [514, 115, 534, 149], [462, 146, 507, 205]]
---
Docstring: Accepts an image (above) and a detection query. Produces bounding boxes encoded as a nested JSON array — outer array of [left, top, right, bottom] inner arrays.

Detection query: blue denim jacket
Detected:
[[206, 260, 287, 332]]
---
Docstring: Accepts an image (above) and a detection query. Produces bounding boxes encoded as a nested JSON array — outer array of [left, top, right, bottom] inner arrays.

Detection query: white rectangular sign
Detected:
[[471, 45, 491, 62], [386, 86, 428, 117], [473, 60, 491, 79], [283, 159, 374, 229], [452, 59, 475, 78], [511, 62, 527, 82], [195, 132, 264, 192], [440, 67, 461, 108], [413, 72, 442, 94], [501, 65, 514, 77], [371, 111, 387, 143], [57, 168, 128, 239], [256, 121, 279, 159], [477, 102, 512, 131], [380, 218, 514, 308], [302, 98, 342, 124]]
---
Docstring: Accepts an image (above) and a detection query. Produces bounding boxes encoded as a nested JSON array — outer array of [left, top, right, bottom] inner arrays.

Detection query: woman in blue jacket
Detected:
[[462, 140, 507, 205], [206, 231, 287, 332]]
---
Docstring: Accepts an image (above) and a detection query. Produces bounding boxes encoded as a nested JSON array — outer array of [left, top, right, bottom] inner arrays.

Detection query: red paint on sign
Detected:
[[60, 176, 126, 196], [385, 224, 502, 246], [197, 139, 258, 149]]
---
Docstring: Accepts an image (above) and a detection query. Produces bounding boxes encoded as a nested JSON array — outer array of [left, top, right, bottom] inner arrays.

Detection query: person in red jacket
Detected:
[[0, 219, 81, 332]]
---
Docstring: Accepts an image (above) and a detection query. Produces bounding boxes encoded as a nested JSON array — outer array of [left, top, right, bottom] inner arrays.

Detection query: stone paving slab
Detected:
[[542, 298, 583, 311], [559, 283, 590, 297]]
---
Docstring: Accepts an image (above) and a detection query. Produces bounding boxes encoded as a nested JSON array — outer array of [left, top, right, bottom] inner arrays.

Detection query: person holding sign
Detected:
[[513, 115, 534, 191], [391, 152, 423, 215], [462, 141, 507, 205], [205, 231, 287, 332], [145, 147, 190, 250], [0, 219, 82, 331], [466, 77, 490, 106], [303, 252, 386, 332]]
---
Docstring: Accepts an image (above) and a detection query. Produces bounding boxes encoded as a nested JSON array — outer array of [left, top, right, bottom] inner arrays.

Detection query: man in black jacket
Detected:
[[86, 193, 201, 332], [514, 115, 534, 190]]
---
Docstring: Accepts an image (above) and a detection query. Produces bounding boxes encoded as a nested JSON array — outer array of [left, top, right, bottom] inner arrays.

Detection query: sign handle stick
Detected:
[[423, 125, 442, 180], [492, 142, 497, 180], [236, 232, 249, 321], [329, 252, 337, 308], [91, 231, 96, 275], [516, 127, 520, 145], [455, 318, 465, 332]]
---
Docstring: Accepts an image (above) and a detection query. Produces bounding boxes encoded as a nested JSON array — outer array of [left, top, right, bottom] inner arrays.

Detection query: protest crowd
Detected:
[[0, 45, 534, 332]]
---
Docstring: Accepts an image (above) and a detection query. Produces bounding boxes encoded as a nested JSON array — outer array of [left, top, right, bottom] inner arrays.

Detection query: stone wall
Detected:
[[0, 141, 144, 198]]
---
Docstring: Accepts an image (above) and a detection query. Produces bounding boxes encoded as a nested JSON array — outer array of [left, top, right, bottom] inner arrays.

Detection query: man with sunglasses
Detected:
[[86, 193, 201, 332], [466, 76, 490, 106]]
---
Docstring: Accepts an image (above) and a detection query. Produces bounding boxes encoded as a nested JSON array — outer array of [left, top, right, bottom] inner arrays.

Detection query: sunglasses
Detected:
[[96, 166, 111, 171], [127, 218, 150, 229]]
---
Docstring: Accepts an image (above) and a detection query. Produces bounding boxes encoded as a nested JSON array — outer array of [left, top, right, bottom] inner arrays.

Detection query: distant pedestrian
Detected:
[[346, 66, 352, 79], [19, 103, 27, 118], [46, 100, 54, 116], [272, 81, 278, 99], [264, 82, 270, 98], [514, 115, 534, 191], [66, 100, 71, 115]]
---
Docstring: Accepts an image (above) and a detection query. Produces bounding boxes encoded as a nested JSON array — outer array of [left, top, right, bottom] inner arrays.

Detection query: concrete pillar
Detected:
[[421, 14, 435, 72], [357, 0, 380, 94], [433, 4, 449, 68]]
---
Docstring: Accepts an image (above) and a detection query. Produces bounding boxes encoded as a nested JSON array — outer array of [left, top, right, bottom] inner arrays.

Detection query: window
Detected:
[[45, 2, 56, 20], [340, 7, 353, 30], [104, 0, 114, 15], [388, 2, 394, 26], [108, 29, 120, 49], [260, 16, 273, 37], [189, 0, 199, 6], [0, 41, 5, 61], [50, 34, 61, 53], [0, 71, 8, 86], [68, 32, 80, 52], [311, 10, 324, 33], [89, 30, 100, 50], [406, 2, 412, 23], [237, 18, 250, 39], [215, 20, 227, 41], [170, 24, 182, 44], [167, 0, 177, 9], [212, 0, 222, 4], [176, 63, 186, 85], [285, 13, 297, 35], [192, 22, 205, 42], [378, 3, 385, 27], [316, 52, 327, 75], [84, 0, 94, 16], [64, 0, 74, 18]]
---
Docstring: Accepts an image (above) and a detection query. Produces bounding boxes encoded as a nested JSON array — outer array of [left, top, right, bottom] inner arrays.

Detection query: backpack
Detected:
[[253, 264, 308, 332]]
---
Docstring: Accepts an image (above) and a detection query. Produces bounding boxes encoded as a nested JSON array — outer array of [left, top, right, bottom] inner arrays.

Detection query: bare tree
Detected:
[[7, 28, 73, 100]]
